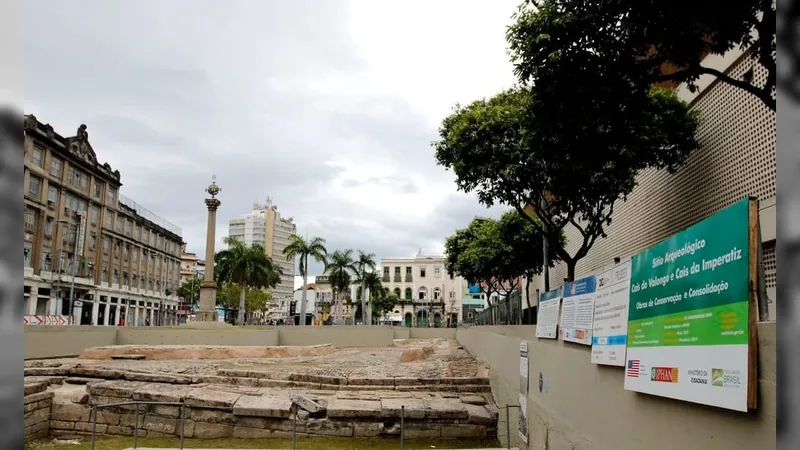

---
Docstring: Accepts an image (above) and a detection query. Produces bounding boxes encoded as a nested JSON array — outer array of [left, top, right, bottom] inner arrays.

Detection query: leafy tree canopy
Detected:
[[507, 0, 776, 111], [434, 86, 698, 280], [444, 218, 507, 303], [216, 283, 272, 312], [176, 277, 201, 305]]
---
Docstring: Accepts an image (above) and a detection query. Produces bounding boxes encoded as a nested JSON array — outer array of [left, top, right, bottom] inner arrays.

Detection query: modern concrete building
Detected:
[[23, 115, 183, 327], [228, 198, 297, 304], [526, 47, 777, 318], [380, 254, 464, 327]]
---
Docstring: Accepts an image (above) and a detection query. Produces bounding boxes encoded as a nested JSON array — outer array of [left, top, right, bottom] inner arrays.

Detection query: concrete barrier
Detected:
[[392, 327, 411, 339], [456, 323, 777, 450], [24, 326, 117, 359], [409, 327, 457, 340], [117, 327, 279, 346], [278, 326, 394, 347]]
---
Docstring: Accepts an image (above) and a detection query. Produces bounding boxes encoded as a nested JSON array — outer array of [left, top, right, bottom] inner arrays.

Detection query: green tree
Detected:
[[354, 269, 382, 324], [326, 249, 356, 324], [354, 251, 377, 325], [215, 237, 282, 325], [497, 210, 564, 315], [507, 0, 776, 111], [176, 277, 201, 307], [434, 86, 698, 281], [375, 289, 399, 323], [444, 218, 505, 307], [283, 235, 327, 326]]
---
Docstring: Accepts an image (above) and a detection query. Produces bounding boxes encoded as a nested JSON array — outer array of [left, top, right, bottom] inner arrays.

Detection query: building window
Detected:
[[104, 211, 113, 227], [394, 288, 401, 297], [44, 216, 54, 238], [28, 175, 42, 199], [113, 269, 119, 285], [114, 240, 121, 257], [123, 272, 129, 287], [127, 220, 133, 235], [89, 232, 96, 251], [67, 166, 89, 190], [24, 208, 37, 233], [123, 244, 129, 261], [47, 185, 58, 205], [433, 288, 441, 300], [106, 187, 116, 206], [93, 181, 103, 198], [434, 267, 440, 275], [101, 263, 108, 282], [449, 291, 455, 299], [420, 267, 426, 278], [41, 247, 52, 271], [50, 157, 62, 178], [24, 242, 33, 267], [31, 145, 44, 167], [116, 216, 123, 232], [405, 288, 412, 300], [102, 236, 110, 254], [90, 205, 100, 224]]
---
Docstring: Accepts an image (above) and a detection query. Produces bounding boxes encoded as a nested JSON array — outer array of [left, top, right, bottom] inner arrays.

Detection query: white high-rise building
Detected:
[[228, 198, 296, 302]]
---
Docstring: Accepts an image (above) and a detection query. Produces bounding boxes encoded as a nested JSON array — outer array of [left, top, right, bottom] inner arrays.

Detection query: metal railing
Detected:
[[90, 399, 506, 449], [468, 290, 525, 326], [118, 194, 182, 236]]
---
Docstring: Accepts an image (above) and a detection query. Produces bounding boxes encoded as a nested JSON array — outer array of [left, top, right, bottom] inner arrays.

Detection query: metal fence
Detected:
[[468, 290, 523, 326], [118, 194, 182, 236], [90, 399, 518, 449]]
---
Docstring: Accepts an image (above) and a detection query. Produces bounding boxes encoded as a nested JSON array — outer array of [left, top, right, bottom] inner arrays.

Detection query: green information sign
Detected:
[[624, 198, 752, 412]]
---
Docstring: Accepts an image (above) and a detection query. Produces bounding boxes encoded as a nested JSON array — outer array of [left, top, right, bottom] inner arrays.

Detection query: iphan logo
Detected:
[[711, 369, 724, 387]]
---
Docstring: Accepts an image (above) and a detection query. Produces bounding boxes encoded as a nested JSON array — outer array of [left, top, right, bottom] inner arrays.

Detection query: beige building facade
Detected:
[[527, 48, 777, 319], [380, 254, 464, 327], [228, 199, 297, 303], [23, 115, 183, 327]]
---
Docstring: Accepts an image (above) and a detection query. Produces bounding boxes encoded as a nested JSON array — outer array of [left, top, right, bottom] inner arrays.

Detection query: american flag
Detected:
[[627, 360, 640, 377]]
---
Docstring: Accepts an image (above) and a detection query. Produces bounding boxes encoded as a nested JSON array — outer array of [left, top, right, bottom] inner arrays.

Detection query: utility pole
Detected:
[[67, 214, 83, 325]]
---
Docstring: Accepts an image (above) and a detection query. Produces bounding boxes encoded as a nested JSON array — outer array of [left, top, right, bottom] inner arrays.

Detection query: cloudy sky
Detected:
[[25, 0, 516, 277]]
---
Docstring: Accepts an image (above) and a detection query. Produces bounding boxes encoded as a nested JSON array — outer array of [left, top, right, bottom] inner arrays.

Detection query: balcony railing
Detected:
[[382, 275, 390, 282], [405, 274, 413, 282], [393, 275, 401, 282]]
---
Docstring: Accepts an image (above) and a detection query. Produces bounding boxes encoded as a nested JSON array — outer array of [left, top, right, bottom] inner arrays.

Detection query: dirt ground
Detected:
[[26, 339, 480, 380]]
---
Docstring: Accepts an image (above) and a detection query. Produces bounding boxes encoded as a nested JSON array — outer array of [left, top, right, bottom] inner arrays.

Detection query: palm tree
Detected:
[[326, 249, 356, 324], [215, 236, 282, 325], [283, 235, 327, 326], [354, 270, 383, 325], [354, 251, 377, 325]]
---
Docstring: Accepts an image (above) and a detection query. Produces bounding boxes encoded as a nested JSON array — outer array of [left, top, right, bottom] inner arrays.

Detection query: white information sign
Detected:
[[559, 275, 597, 345], [591, 260, 632, 366], [518, 393, 528, 444], [519, 341, 529, 395], [535, 288, 562, 339]]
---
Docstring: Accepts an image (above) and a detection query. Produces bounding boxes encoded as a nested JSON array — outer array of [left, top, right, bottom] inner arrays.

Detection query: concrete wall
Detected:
[[24, 326, 117, 359], [278, 326, 394, 347], [456, 324, 777, 450], [117, 327, 279, 346], [408, 328, 457, 340], [392, 327, 411, 340]]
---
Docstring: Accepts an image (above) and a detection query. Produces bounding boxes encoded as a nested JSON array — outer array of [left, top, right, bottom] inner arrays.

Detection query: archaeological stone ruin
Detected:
[[23, 337, 499, 444]]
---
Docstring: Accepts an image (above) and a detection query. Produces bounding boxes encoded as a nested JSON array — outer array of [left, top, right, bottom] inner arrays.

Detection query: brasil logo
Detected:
[[711, 368, 724, 387]]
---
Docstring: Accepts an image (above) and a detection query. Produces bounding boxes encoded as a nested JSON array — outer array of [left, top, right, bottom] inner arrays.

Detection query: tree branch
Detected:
[[658, 62, 775, 110]]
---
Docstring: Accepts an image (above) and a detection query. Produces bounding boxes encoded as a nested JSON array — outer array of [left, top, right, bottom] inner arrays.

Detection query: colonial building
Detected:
[[380, 254, 464, 327], [23, 115, 183, 326]]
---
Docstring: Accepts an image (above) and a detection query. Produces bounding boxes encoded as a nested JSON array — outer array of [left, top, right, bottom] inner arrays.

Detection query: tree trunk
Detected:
[[299, 262, 308, 326], [237, 281, 246, 325], [361, 279, 368, 326], [566, 260, 577, 282]]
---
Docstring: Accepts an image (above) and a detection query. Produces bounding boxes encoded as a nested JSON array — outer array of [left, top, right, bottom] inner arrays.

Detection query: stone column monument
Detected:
[[195, 175, 223, 323]]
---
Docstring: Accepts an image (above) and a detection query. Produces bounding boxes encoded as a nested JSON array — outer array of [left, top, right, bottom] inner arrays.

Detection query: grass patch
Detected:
[[27, 436, 502, 450]]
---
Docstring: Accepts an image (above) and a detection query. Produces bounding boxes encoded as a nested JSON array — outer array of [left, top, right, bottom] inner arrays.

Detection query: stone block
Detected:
[[354, 422, 385, 437], [184, 389, 241, 410], [125, 372, 192, 384], [402, 422, 441, 439], [51, 403, 91, 422], [144, 415, 177, 434], [151, 405, 183, 418], [71, 392, 90, 404], [233, 395, 292, 418], [24, 367, 69, 377], [64, 377, 99, 385], [132, 383, 190, 403], [258, 379, 299, 389], [50, 420, 75, 430], [441, 423, 487, 438], [88, 380, 147, 398], [381, 397, 427, 419], [425, 398, 469, 420], [190, 408, 236, 424], [75, 422, 108, 434], [107, 425, 133, 436], [24, 375, 65, 386], [182, 420, 196, 438], [394, 377, 421, 386], [460, 395, 487, 405], [292, 394, 324, 413], [119, 413, 146, 429], [327, 398, 382, 420], [24, 408, 50, 427], [236, 416, 266, 428], [24, 391, 54, 405], [216, 369, 250, 378], [90, 396, 143, 412], [69, 367, 124, 379], [24, 382, 48, 396], [193, 422, 233, 439], [24, 421, 50, 438], [93, 409, 122, 425], [297, 410, 310, 420], [145, 431, 169, 438], [233, 426, 279, 439], [465, 404, 495, 426], [306, 419, 353, 437]]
